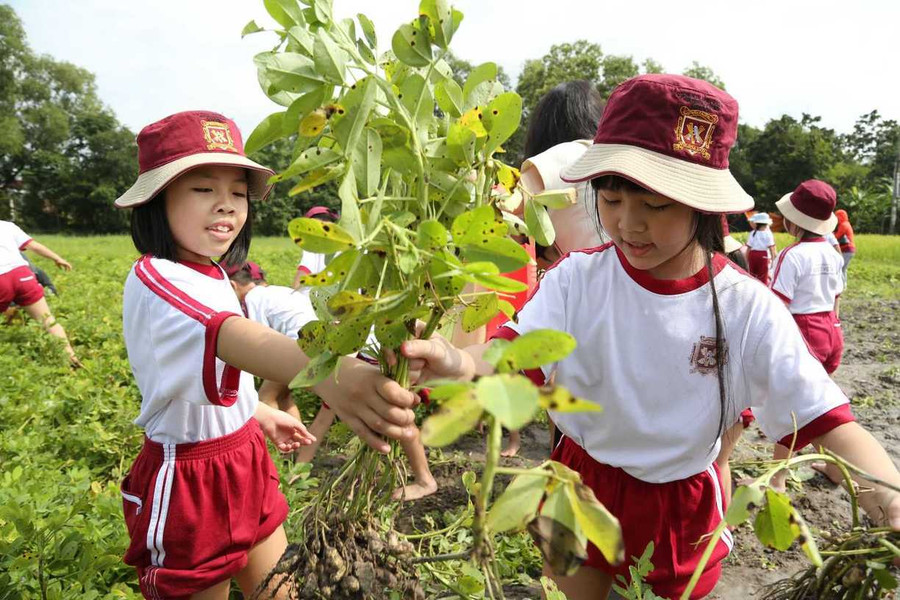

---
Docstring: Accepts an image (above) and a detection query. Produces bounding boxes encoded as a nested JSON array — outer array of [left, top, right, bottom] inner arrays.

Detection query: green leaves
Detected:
[[461, 293, 498, 332], [726, 483, 765, 526], [489, 329, 576, 373], [391, 19, 432, 67], [533, 188, 578, 209], [525, 197, 555, 247], [482, 92, 522, 155], [418, 0, 463, 49], [752, 488, 822, 566], [566, 482, 625, 565], [435, 79, 464, 118], [313, 30, 347, 84], [487, 471, 546, 532], [421, 388, 482, 447], [274, 146, 342, 183], [244, 111, 285, 155], [477, 374, 539, 429], [288, 217, 356, 253], [351, 128, 382, 197], [289, 352, 339, 388]]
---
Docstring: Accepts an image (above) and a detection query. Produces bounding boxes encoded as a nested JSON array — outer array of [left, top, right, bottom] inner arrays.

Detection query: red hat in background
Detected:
[[305, 206, 339, 221], [114, 111, 274, 208], [561, 74, 753, 213], [776, 180, 838, 235], [224, 261, 266, 282]]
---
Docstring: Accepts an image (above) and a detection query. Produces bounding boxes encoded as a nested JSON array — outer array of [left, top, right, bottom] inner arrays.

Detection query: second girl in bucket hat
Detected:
[[399, 75, 900, 599], [772, 179, 846, 374], [114, 111, 419, 599]]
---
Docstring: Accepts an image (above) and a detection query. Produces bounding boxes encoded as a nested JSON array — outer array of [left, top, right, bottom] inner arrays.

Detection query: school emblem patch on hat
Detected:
[[559, 74, 753, 214], [201, 120, 237, 152], [114, 110, 274, 209], [673, 107, 718, 160]]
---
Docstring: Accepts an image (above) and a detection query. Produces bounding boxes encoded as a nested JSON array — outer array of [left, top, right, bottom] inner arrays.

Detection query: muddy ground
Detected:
[[390, 296, 900, 599]]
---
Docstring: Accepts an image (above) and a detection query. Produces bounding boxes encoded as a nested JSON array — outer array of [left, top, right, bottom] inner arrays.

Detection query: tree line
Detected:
[[1, 6, 897, 234]]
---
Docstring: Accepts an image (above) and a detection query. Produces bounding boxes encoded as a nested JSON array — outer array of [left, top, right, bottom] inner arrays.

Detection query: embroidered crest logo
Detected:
[[672, 106, 718, 160], [201, 120, 236, 152], [689, 335, 727, 375]]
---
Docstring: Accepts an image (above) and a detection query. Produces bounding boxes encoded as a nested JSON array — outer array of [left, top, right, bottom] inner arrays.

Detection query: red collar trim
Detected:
[[614, 245, 727, 295], [179, 260, 224, 280], [799, 237, 826, 243]]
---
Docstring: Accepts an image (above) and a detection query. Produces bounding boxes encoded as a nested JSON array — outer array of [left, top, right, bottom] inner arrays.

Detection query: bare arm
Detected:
[[813, 422, 900, 529], [217, 316, 418, 452], [402, 336, 495, 383], [23, 240, 71, 270]]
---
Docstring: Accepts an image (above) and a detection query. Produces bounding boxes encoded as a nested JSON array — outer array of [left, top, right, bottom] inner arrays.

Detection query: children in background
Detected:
[[746, 212, 776, 284], [826, 230, 842, 254], [772, 180, 845, 375], [291, 206, 339, 291], [722, 217, 748, 270], [0, 220, 79, 365], [230, 260, 437, 499], [227, 261, 315, 425], [401, 75, 900, 600], [492, 81, 605, 456], [114, 111, 417, 599], [834, 209, 855, 284]]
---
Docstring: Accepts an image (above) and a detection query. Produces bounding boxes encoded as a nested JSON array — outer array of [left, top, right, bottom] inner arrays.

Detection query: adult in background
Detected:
[[834, 209, 856, 284], [0, 219, 79, 366]]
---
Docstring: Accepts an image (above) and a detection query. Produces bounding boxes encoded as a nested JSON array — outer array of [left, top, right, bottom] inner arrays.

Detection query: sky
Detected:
[[8, 0, 900, 139]]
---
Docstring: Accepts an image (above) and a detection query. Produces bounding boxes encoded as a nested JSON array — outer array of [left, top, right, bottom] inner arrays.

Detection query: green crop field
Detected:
[[0, 234, 897, 598]]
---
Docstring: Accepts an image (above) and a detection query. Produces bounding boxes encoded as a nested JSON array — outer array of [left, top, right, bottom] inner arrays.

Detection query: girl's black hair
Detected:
[[524, 80, 605, 160], [591, 175, 733, 445], [130, 192, 252, 267]]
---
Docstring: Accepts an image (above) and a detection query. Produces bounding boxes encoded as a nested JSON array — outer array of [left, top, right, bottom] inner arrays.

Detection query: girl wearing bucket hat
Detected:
[[114, 111, 419, 599], [746, 212, 777, 284], [772, 180, 846, 374], [400, 75, 900, 599]]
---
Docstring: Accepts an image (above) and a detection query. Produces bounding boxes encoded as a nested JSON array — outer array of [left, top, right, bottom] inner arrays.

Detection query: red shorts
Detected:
[[747, 250, 769, 285], [550, 438, 733, 599], [121, 419, 288, 599], [0, 266, 44, 312], [793, 311, 843, 374]]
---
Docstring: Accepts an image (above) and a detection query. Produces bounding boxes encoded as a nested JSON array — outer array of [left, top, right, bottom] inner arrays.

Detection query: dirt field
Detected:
[[386, 295, 900, 598]]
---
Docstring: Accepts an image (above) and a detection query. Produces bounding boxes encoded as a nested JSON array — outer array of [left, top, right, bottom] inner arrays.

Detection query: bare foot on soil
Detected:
[[811, 461, 845, 485], [392, 479, 438, 501], [501, 431, 521, 457]]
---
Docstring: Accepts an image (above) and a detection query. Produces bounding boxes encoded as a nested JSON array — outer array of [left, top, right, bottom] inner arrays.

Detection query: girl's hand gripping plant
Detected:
[[244, 0, 623, 597]]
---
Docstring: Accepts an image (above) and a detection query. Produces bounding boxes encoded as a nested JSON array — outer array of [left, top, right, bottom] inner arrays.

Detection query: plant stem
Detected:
[[679, 521, 729, 600], [409, 550, 471, 564]]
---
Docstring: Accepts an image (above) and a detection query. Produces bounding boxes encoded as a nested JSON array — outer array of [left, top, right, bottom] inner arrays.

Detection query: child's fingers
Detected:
[[342, 415, 391, 454], [357, 405, 414, 441], [292, 423, 316, 443], [376, 378, 418, 411]]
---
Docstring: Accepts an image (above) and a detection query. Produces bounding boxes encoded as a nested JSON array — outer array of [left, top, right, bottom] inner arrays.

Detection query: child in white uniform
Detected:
[[746, 212, 776, 284], [114, 111, 418, 599], [401, 76, 900, 599]]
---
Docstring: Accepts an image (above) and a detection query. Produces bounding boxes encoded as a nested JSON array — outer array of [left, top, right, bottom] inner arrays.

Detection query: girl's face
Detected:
[[164, 166, 248, 263], [596, 186, 701, 279]]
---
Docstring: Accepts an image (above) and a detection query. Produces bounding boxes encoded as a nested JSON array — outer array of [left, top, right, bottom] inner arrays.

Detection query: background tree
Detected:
[[0, 4, 137, 232], [682, 60, 726, 89]]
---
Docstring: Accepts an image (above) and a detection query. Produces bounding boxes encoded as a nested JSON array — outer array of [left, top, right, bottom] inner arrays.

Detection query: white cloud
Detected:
[[9, 0, 900, 138]]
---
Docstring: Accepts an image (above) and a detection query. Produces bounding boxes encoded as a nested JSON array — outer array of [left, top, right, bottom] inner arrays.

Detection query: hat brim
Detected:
[[775, 193, 837, 235], [723, 235, 743, 254], [559, 144, 754, 214], [114, 153, 275, 208]]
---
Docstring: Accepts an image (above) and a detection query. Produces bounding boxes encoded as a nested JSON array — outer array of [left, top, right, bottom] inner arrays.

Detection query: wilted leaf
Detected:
[[539, 386, 602, 413], [325, 316, 372, 355], [488, 470, 548, 532], [533, 490, 587, 577], [726, 483, 765, 526], [458, 106, 487, 137], [299, 109, 328, 137], [566, 482, 624, 565], [296, 320, 329, 357], [496, 161, 520, 193]]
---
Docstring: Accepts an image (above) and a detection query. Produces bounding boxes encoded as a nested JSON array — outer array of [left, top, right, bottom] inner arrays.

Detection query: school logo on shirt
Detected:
[[672, 107, 718, 160], [201, 120, 237, 152], [689, 335, 727, 375]]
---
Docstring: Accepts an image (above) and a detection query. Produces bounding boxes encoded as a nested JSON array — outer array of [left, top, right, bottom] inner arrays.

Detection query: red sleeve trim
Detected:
[[134, 256, 243, 406], [297, 265, 311, 275], [204, 312, 242, 406], [777, 404, 855, 449], [19, 239, 33, 250], [772, 289, 792, 304], [491, 326, 546, 386]]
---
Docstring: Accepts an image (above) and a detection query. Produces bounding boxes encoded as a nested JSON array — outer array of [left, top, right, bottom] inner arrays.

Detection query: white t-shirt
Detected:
[[0, 220, 33, 275], [746, 229, 775, 252], [123, 256, 258, 444], [499, 243, 848, 484], [521, 140, 606, 253], [244, 284, 316, 340], [771, 239, 844, 314]]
